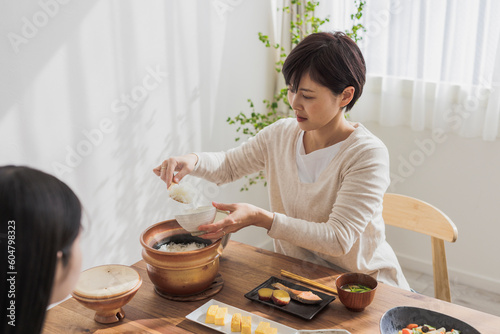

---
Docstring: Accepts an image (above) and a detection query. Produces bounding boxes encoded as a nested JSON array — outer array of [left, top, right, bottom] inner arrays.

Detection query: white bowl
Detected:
[[213, 210, 231, 248], [174, 206, 217, 235]]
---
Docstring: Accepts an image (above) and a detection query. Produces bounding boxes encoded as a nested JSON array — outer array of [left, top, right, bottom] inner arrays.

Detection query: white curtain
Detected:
[[317, 0, 500, 141], [0, 0, 229, 269]]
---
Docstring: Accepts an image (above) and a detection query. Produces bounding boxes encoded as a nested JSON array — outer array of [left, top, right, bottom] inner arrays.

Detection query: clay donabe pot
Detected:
[[140, 219, 223, 296]]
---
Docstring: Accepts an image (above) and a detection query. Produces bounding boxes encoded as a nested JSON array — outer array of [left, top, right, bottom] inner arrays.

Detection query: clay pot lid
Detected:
[[72, 264, 141, 299]]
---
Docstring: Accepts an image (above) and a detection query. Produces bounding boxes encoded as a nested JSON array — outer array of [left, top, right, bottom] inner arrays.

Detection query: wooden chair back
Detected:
[[382, 193, 458, 302]]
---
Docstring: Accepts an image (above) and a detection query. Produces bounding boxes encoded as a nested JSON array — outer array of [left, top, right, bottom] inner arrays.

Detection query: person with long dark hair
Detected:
[[1, 166, 82, 333], [153, 32, 410, 290]]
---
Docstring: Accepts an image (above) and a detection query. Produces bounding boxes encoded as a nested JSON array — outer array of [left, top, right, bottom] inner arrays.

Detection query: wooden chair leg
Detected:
[[432, 237, 451, 302]]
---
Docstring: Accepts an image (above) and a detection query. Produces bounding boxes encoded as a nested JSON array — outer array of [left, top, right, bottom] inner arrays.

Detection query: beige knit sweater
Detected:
[[193, 118, 410, 290]]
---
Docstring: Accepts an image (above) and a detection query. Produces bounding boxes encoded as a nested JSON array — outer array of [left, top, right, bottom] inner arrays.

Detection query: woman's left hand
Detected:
[[198, 201, 274, 239]]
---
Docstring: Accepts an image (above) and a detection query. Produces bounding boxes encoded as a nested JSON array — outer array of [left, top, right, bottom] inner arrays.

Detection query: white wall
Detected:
[[0, 0, 275, 276], [194, 0, 275, 250], [363, 121, 500, 294]]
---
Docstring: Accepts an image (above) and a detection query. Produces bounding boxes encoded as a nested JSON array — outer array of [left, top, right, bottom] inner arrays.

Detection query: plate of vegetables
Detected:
[[379, 306, 480, 334], [397, 323, 460, 334]]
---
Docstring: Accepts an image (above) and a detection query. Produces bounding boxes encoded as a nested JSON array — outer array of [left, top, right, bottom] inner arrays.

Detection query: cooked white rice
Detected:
[[168, 183, 194, 204], [158, 242, 206, 252]]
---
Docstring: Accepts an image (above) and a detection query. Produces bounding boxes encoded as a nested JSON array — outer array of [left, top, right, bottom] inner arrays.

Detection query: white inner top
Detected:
[[296, 131, 344, 183]]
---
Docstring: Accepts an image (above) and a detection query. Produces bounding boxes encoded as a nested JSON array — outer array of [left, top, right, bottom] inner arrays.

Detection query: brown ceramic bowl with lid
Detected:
[[71, 264, 142, 323]]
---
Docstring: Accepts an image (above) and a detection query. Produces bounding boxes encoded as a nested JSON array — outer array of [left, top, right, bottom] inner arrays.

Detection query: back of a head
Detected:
[[282, 31, 366, 111], [0, 166, 82, 334]]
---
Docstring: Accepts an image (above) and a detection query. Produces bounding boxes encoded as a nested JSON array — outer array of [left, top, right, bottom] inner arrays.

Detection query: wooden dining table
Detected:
[[43, 240, 500, 333]]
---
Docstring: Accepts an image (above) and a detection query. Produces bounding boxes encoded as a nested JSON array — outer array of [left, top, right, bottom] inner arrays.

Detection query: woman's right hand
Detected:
[[153, 153, 198, 188]]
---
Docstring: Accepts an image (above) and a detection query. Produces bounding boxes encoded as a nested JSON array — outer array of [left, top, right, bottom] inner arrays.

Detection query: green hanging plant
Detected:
[[227, 0, 366, 191]]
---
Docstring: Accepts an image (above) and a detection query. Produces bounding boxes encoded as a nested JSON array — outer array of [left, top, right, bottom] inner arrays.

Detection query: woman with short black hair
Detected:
[[283, 31, 366, 112], [154, 32, 410, 290], [0, 166, 82, 333]]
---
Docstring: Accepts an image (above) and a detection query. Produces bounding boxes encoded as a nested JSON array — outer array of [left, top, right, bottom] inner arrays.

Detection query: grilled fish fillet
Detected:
[[271, 282, 322, 304]]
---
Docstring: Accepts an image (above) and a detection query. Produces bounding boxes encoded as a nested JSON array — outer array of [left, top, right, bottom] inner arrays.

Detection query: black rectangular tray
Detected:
[[244, 276, 336, 320]]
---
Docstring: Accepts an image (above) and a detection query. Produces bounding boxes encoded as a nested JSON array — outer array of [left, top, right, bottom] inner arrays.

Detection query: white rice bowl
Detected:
[[174, 206, 217, 233]]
